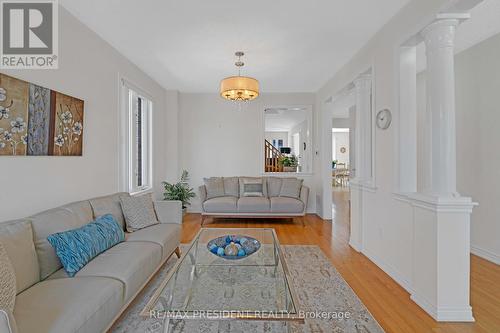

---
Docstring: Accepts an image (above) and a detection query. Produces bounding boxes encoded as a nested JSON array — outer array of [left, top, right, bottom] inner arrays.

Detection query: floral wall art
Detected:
[[0, 73, 84, 156]]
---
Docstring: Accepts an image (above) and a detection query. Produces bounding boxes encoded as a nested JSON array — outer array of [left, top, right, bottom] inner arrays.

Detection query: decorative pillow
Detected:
[[47, 214, 124, 277], [223, 177, 239, 197], [279, 178, 304, 199], [203, 177, 225, 199], [0, 242, 16, 312], [239, 177, 268, 197], [266, 177, 283, 197], [240, 178, 265, 197], [120, 194, 159, 232]]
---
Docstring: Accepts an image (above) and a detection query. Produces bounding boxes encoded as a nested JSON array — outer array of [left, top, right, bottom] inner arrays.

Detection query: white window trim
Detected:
[[119, 76, 154, 195], [260, 104, 314, 175]]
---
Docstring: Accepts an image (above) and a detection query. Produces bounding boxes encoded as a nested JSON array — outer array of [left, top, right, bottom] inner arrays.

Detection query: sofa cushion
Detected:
[[203, 177, 225, 199], [47, 215, 125, 277], [203, 197, 238, 213], [14, 277, 122, 333], [0, 220, 39, 293], [47, 242, 161, 302], [126, 223, 180, 259], [60, 200, 93, 226], [266, 177, 283, 197], [30, 208, 85, 280], [0, 242, 16, 311], [223, 177, 239, 197], [279, 178, 303, 199], [239, 177, 268, 197], [120, 194, 159, 232], [237, 197, 270, 213], [89, 192, 129, 230], [270, 197, 305, 213]]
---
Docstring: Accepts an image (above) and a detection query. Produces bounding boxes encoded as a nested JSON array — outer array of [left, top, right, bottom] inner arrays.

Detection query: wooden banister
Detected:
[[264, 140, 284, 172]]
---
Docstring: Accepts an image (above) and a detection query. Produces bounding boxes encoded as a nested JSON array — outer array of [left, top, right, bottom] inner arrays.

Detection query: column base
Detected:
[[411, 292, 475, 322], [407, 193, 476, 322]]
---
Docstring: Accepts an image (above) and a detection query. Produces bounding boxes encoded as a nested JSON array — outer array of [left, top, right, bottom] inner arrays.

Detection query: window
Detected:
[[121, 80, 153, 194]]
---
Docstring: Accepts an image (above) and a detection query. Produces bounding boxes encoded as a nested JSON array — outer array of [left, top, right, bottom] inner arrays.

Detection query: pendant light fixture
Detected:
[[220, 51, 259, 102]]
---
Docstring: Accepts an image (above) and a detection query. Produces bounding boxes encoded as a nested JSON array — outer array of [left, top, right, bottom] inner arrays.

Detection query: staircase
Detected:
[[264, 140, 284, 172]]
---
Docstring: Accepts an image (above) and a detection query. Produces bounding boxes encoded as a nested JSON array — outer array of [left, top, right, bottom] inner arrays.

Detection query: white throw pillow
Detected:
[[240, 177, 265, 197], [120, 194, 159, 232]]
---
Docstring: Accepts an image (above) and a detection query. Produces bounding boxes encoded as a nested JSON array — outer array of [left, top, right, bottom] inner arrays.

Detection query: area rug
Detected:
[[111, 245, 384, 333]]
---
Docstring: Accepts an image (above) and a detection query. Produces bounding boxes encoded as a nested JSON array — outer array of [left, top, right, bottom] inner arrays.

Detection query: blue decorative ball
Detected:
[[237, 249, 246, 256], [210, 247, 218, 254], [209, 243, 217, 250], [225, 236, 232, 244], [217, 247, 225, 256]]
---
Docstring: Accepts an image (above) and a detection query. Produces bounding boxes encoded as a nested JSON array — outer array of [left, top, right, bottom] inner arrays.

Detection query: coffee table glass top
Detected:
[[141, 228, 301, 321]]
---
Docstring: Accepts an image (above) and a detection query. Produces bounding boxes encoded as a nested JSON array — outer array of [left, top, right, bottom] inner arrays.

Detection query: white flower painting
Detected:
[[0, 73, 84, 156]]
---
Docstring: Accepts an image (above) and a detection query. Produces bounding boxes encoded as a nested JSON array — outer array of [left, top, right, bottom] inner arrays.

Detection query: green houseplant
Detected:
[[162, 170, 196, 212], [279, 155, 299, 172]]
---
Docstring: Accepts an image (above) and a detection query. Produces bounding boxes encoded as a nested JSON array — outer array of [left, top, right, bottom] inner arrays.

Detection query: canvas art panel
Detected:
[[0, 73, 84, 156]]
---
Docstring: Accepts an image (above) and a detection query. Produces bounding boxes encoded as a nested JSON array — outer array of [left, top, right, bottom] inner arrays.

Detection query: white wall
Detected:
[[178, 92, 316, 213], [0, 7, 178, 221], [455, 33, 500, 264], [265, 131, 288, 148], [315, 0, 450, 293], [332, 132, 349, 165]]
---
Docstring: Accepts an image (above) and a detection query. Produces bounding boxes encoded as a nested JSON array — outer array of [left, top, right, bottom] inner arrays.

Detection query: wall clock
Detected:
[[376, 109, 392, 130]]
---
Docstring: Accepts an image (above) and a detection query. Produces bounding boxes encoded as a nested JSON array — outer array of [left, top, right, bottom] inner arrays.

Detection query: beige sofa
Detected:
[[0, 193, 182, 333], [199, 177, 309, 225]]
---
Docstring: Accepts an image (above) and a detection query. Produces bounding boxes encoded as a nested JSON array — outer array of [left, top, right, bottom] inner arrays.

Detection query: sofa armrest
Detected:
[[154, 200, 182, 224], [199, 185, 207, 205], [0, 310, 17, 333], [300, 185, 310, 213]]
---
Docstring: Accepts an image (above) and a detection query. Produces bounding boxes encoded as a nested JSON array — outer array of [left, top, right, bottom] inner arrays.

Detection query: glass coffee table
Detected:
[[141, 228, 304, 332]]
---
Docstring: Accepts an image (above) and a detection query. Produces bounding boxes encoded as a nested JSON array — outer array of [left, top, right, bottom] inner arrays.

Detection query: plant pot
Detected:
[[283, 166, 298, 172]]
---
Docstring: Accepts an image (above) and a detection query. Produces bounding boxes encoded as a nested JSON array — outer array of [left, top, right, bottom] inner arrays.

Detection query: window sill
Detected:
[[130, 187, 154, 197], [261, 172, 314, 177]]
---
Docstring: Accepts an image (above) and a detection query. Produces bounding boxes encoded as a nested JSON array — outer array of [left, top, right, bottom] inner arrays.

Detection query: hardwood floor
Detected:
[[180, 191, 500, 333]]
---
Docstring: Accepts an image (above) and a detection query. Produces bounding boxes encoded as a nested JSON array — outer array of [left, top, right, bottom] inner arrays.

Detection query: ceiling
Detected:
[[60, 0, 411, 93], [265, 108, 308, 132]]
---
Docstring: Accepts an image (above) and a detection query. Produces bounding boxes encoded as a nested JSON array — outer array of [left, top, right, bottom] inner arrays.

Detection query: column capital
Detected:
[[353, 74, 372, 90], [421, 19, 459, 51]]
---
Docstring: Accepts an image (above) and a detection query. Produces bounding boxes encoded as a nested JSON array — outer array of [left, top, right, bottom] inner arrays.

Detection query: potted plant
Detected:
[[279, 155, 299, 172], [162, 170, 196, 214]]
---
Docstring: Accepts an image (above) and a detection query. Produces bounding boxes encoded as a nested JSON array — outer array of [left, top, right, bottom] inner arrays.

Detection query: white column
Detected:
[[409, 17, 475, 322], [353, 74, 372, 182], [349, 74, 371, 251], [421, 19, 459, 196]]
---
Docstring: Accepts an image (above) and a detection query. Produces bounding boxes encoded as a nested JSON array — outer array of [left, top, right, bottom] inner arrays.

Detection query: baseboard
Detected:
[[362, 247, 413, 294], [471, 245, 500, 265], [411, 292, 475, 322]]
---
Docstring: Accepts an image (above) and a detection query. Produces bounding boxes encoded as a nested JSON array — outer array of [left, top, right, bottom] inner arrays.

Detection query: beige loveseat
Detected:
[[199, 177, 309, 225], [0, 193, 182, 333]]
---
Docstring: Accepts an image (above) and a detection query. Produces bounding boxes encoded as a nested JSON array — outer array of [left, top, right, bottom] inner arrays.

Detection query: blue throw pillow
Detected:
[[47, 214, 125, 277]]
